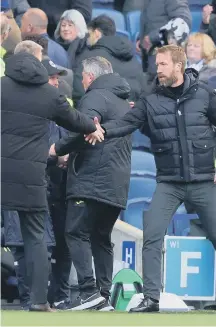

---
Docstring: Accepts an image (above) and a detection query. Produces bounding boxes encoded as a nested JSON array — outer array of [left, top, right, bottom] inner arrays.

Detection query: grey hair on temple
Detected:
[[82, 56, 113, 79]]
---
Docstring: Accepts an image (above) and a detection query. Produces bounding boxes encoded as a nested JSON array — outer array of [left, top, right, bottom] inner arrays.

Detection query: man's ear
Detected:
[[95, 28, 102, 40]]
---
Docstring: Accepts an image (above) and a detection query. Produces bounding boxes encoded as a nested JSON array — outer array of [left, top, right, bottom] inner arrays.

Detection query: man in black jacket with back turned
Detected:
[[1, 40, 103, 311], [50, 56, 132, 311], [87, 45, 216, 313]]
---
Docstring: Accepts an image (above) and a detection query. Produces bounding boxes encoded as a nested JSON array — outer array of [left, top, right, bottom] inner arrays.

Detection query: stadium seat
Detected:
[[92, 8, 126, 31], [131, 150, 156, 177], [123, 197, 151, 229], [125, 11, 141, 40], [92, 0, 114, 9], [127, 176, 157, 201], [191, 9, 203, 32], [116, 29, 130, 39], [132, 130, 151, 150]]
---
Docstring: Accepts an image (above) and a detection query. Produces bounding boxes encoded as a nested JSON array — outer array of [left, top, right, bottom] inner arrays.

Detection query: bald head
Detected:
[[21, 8, 48, 37], [1, 13, 10, 44]]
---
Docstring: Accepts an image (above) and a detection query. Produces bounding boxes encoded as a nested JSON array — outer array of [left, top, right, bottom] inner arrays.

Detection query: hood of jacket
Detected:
[[5, 52, 49, 85], [92, 35, 134, 61], [87, 73, 131, 99]]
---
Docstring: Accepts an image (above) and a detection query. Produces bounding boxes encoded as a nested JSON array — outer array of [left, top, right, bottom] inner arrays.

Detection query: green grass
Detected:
[[1, 311, 216, 326]]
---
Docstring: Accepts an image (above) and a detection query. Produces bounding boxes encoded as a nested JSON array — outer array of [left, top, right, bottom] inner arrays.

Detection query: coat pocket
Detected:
[[151, 143, 174, 170], [192, 139, 215, 172]]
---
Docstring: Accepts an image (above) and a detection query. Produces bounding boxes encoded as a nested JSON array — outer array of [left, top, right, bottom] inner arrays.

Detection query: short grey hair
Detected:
[[82, 56, 113, 79], [14, 40, 42, 56]]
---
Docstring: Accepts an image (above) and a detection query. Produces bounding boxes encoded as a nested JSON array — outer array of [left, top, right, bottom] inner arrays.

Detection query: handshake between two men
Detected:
[[49, 117, 105, 160]]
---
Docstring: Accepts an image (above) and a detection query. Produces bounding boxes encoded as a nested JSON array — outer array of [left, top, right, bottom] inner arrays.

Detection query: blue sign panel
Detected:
[[164, 236, 216, 301], [122, 241, 136, 270]]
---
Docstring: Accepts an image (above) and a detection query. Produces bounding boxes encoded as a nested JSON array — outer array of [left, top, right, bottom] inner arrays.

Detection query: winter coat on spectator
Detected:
[[55, 73, 132, 209], [0, 47, 6, 77], [199, 59, 216, 84], [9, 0, 30, 26], [140, 0, 191, 44], [1, 52, 96, 212], [72, 35, 146, 104], [103, 69, 216, 183], [114, 0, 144, 12], [201, 14, 216, 45], [27, 0, 92, 37], [2, 211, 55, 247], [39, 33, 69, 68], [47, 122, 69, 204]]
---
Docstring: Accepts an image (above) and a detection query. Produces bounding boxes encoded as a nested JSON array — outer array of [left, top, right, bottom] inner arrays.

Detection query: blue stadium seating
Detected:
[[116, 29, 130, 39], [92, 8, 126, 31], [190, 9, 203, 32], [132, 130, 151, 150], [125, 11, 141, 40], [127, 176, 157, 201], [131, 150, 156, 177]]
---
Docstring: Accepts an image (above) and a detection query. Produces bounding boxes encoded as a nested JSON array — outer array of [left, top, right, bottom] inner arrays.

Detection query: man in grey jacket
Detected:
[[138, 0, 191, 74]]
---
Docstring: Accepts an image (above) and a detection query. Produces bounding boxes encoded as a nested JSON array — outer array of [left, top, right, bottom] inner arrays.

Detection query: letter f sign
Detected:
[[180, 252, 201, 288]]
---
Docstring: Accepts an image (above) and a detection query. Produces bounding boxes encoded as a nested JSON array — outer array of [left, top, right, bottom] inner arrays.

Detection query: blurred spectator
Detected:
[[201, 2, 216, 44], [27, 0, 92, 37], [1, 0, 22, 52], [0, 13, 11, 76], [22, 34, 74, 94], [9, 0, 30, 26], [41, 58, 73, 309], [1, 40, 98, 311], [72, 15, 146, 105], [138, 0, 191, 75], [54, 9, 88, 67], [21, 34, 73, 94], [21, 8, 69, 67], [114, 0, 144, 12], [52, 57, 132, 311], [186, 32, 216, 83]]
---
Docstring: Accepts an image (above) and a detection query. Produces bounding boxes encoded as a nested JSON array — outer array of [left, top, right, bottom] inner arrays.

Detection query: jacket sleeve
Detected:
[[54, 92, 105, 156], [207, 94, 216, 126], [52, 94, 96, 134], [102, 97, 148, 138], [149, 0, 192, 44], [71, 0, 92, 24]]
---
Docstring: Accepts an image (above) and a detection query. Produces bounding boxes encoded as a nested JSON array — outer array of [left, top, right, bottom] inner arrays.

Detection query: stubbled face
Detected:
[[186, 40, 202, 63], [156, 52, 179, 87], [48, 75, 59, 88], [60, 19, 77, 42]]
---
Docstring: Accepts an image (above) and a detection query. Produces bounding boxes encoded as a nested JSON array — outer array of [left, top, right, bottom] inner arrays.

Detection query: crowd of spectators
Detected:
[[1, 0, 216, 313]]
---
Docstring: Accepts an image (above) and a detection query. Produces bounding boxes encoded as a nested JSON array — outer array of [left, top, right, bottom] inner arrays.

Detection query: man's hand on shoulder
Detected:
[[85, 117, 105, 145]]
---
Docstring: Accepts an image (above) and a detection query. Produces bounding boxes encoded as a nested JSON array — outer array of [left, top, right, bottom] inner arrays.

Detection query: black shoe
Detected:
[[65, 292, 105, 311], [97, 299, 114, 312], [29, 303, 55, 312], [129, 297, 159, 313]]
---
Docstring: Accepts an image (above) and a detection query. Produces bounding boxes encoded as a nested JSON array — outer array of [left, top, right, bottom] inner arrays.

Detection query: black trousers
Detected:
[[18, 211, 49, 305], [65, 199, 120, 299], [142, 181, 216, 301], [49, 201, 72, 303]]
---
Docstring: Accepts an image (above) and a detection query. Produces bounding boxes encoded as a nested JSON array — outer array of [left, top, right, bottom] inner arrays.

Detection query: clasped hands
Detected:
[[49, 117, 105, 162]]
